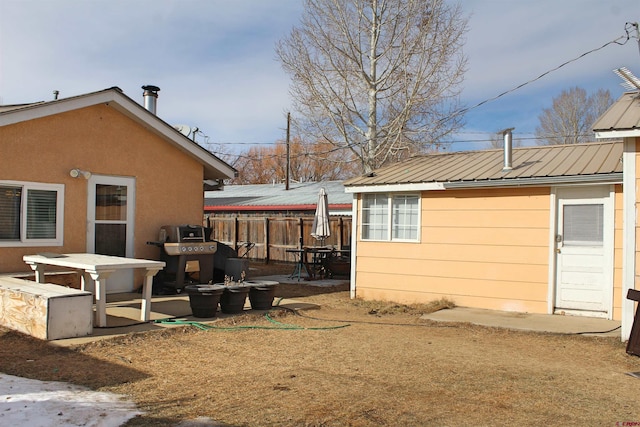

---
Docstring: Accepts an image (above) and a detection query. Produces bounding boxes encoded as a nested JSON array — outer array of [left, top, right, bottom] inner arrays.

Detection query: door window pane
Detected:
[[96, 185, 127, 221], [95, 223, 127, 256], [563, 204, 603, 245]]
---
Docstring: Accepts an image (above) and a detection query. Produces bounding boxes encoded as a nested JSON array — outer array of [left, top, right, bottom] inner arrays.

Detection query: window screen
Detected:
[[0, 186, 21, 240], [563, 204, 603, 245], [26, 189, 57, 239]]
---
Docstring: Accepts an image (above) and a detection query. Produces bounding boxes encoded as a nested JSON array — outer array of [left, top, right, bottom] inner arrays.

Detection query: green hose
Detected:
[[154, 304, 350, 331]]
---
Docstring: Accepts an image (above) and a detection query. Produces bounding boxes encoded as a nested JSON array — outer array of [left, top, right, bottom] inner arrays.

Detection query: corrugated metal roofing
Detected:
[[344, 141, 623, 188], [593, 91, 640, 132], [204, 181, 352, 208]]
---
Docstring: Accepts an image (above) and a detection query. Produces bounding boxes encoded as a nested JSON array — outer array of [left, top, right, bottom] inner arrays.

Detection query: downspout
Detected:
[[349, 193, 358, 299]]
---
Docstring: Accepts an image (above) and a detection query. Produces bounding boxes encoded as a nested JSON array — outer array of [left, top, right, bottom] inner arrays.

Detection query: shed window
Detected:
[[362, 193, 420, 242], [0, 182, 64, 247], [563, 204, 603, 246]]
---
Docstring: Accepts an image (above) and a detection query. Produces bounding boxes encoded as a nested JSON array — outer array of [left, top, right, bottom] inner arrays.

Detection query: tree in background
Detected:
[[486, 129, 522, 150], [535, 87, 614, 145], [276, 0, 468, 174], [231, 137, 360, 184]]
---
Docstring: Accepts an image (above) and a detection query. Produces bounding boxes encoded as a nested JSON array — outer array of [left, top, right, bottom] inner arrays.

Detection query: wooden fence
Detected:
[[204, 216, 352, 263]]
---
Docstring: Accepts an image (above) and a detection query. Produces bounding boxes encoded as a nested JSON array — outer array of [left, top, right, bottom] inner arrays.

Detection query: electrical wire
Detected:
[[199, 23, 637, 165]]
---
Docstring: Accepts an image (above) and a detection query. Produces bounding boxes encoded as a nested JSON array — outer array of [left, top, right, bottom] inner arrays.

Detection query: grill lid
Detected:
[[160, 225, 206, 243]]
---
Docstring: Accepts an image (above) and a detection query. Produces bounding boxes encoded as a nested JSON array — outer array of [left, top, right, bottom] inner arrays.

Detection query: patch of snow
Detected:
[[0, 373, 141, 427]]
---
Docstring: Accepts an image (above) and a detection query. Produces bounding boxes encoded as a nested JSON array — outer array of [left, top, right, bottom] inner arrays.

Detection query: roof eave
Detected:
[[595, 129, 640, 139], [345, 173, 623, 193], [0, 88, 236, 181]]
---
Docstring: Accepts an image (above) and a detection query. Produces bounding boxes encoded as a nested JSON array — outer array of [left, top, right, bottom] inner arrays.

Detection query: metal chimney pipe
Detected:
[[141, 85, 160, 115], [502, 128, 515, 172]]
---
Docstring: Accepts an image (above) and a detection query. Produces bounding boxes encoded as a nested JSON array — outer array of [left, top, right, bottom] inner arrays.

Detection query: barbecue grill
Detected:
[[149, 225, 217, 293]]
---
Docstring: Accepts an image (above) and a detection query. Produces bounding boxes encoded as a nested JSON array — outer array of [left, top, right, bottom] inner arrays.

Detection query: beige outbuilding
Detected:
[[345, 92, 640, 341]]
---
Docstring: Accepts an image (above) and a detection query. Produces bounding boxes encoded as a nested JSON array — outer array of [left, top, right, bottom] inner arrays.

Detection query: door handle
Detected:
[[556, 248, 561, 254]]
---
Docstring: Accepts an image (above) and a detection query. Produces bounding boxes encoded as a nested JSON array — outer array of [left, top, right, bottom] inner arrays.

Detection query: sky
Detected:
[[0, 0, 639, 155]]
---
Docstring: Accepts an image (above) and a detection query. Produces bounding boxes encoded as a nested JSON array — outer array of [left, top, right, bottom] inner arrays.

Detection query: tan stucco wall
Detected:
[[0, 104, 205, 280], [355, 185, 624, 318]]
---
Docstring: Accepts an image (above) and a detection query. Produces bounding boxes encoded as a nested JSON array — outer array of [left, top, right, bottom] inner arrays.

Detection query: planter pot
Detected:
[[246, 281, 279, 310], [185, 284, 224, 318], [224, 258, 249, 282], [219, 285, 251, 314]]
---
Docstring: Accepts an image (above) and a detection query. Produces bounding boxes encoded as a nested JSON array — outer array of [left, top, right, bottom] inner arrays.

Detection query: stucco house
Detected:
[[344, 99, 640, 341], [0, 86, 236, 292]]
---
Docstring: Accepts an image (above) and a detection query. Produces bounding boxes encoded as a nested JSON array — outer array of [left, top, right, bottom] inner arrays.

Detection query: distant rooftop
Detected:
[[205, 181, 352, 214], [593, 91, 640, 136]]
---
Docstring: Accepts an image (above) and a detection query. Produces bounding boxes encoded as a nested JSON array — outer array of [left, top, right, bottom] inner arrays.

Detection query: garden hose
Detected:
[[154, 299, 350, 331]]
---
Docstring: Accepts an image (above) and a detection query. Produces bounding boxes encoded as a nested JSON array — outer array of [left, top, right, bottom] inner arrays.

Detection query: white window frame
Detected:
[[0, 180, 64, 247], [361, 193, 420, 242]]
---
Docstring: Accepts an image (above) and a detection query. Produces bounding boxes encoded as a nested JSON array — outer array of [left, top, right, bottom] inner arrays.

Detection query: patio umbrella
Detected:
[[311, 187, 331, 246]]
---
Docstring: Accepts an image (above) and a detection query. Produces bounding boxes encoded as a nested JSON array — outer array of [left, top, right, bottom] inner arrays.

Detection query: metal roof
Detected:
[[204, 181, 352, 212], [344, 141, 623, 190], [593, 91, 640, 135]]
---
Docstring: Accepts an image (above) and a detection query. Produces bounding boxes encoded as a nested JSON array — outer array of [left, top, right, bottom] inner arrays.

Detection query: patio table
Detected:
[[23, 253, 165, 327]]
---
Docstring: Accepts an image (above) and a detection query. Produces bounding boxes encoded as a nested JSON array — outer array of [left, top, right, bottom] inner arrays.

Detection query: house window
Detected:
[[362, 193, 420, 241], [0, 182, 64, 246]]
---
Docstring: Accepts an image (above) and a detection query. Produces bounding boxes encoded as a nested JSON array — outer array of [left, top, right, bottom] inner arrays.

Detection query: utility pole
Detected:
[[286, 112, 290, 190]]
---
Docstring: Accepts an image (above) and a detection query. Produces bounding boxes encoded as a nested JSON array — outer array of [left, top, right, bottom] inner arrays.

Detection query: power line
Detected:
[[207, 23, 638, 159], [438, 23, 636, 128]]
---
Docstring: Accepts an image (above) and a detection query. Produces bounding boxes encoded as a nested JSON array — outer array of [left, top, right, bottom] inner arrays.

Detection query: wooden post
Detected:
[[627, 289, 640, 356], [233, 217, 239, 251], [264, 217, 270, 264], [338, 217, 344, 250], [298, 217, 304, 248]]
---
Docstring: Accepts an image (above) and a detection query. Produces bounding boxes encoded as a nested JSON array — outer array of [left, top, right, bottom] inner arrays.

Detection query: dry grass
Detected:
[[2, 262, 640, 426]]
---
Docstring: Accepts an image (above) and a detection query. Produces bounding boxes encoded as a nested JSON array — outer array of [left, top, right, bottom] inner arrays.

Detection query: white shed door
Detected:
[[554, 187, 612, 315]]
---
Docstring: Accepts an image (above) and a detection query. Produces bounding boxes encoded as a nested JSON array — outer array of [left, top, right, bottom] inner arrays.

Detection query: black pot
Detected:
[[220, 285, 251, 314], [246, 281, 278, 310], [185, 284, 225, 318]]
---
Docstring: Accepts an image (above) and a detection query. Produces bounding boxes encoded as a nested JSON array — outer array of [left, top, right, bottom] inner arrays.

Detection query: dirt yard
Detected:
[[2, 261, 640, 426]]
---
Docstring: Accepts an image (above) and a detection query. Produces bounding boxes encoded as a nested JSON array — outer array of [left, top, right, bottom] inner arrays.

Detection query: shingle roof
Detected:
[[0, 88, 236, 181], [593, 91, 640, 133], [344, 141, 623, 189]]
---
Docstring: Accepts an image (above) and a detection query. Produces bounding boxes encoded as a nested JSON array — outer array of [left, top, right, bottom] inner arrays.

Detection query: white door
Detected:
[[87, 175, 136, 293], [554, 186, 613, 316]]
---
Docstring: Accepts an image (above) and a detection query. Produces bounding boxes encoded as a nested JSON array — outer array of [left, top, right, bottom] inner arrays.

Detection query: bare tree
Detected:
[[535, 87, 614, 145], [231, 137, 360, 184], [276, 0, 468, 174], [486, 129, 521, 150]]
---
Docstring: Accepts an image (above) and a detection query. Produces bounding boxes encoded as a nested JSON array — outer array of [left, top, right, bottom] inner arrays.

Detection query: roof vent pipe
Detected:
[[502, 127, 515, 172], [142, 85, 160, 115]]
